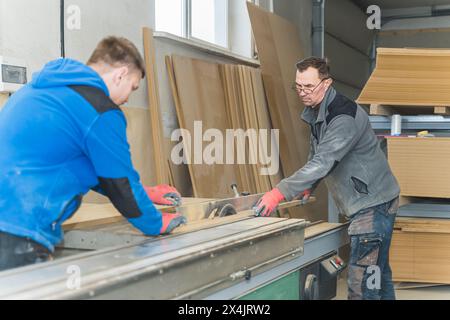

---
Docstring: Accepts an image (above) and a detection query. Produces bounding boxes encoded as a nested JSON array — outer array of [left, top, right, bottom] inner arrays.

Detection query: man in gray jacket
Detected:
[[254, 57, 400, 300]]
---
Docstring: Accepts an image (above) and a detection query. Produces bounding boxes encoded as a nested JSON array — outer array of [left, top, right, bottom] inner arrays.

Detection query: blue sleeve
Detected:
[[84, 110, 162, 235]]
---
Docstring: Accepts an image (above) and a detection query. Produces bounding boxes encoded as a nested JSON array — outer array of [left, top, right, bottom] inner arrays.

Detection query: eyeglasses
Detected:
[[291, 78, 330, 95]]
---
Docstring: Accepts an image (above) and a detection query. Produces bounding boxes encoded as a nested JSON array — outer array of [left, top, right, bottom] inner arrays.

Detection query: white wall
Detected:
[[64, 0, 155, 108], [0, 0, 156, 107], [229, 0, 253, 58], [0, 0, 262, 196], [0, 0, 260, 135], [0, 0, 61, 81]]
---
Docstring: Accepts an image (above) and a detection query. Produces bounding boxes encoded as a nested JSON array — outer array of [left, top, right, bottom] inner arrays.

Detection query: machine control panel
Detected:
[[321, 255, 346, 276]]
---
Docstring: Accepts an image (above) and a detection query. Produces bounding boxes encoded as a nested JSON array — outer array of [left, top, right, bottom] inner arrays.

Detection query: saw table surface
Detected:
[[0, 217, 307, 300], [0, 195, 348, 300]]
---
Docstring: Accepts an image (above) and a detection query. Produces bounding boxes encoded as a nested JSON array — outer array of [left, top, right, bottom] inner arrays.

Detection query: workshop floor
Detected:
[[335, 276, 450, 300]]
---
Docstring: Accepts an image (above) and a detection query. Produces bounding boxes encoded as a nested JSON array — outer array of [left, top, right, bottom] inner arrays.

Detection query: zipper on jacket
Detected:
[[52, 195, 83, 231]]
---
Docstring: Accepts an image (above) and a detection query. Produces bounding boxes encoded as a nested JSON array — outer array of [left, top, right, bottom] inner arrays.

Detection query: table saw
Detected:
[[0, 194, 349, 300]]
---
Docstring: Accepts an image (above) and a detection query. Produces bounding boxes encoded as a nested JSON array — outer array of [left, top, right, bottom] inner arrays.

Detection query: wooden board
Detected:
[[390, 217, 450, 284], [250, 67, 284, 190], [63, 197, 215, 230], [247, 2, 307, 177], [173, 211, 255, 235], [387, 137, 450, 199], [166, 55, 241, 198], [220, 64, 257, 194], [358, 48, 450, 108], [63, 203, 123, 230], [220, 64, 283, 196], [0, 93, 8, 109], [172, 198, 312, 235], [395, 217, 450, 234], [247, 3, 328, 222], [64, 197, 307, 232], [143, 27, 170, 185], [164, 56, 194, 197], [390, 230, 415, 281], [304, 222, 344, 239], [231, 65, 280, 193]]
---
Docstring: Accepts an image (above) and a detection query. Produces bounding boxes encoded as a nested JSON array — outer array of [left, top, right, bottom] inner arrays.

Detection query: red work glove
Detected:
[[144, 184, 182, 206], [160, 212, 187, 235], [253, 188, 285, 217], [299, 189, 311, 204]]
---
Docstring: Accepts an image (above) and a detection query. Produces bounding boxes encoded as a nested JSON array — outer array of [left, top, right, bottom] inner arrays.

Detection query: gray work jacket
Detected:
[[277, 87, 400, 217]]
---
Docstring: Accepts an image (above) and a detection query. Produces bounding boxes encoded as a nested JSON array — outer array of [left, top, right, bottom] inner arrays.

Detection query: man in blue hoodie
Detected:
[[0, 36, 186, 271]]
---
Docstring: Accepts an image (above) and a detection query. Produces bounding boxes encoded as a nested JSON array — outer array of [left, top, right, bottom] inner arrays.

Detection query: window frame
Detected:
[[154, 0, 273, 58], [186, 0, 229, 49]]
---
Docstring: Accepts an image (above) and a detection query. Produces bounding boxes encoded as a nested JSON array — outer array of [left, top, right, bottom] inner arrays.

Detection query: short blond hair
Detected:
[[87, 36, 145, 78]]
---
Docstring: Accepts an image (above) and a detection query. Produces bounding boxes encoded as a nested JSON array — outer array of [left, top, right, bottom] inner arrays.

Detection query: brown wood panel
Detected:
[[391, 217, 450, 284], [247, 3, 328, 221], [64, 198, 215, 230], [414, 233, 450, 283], [168, 55, 241, 198], [220, 64, 283, 194], [143, 27, 170, 185], [220, 64, 256, 194], [249, 67, 284, 190], [387, 137, 450, 198], [358, 48, 450, 108], [238, 65, 272, 193], [247, 2, 306, 177], [390, 231, 415, 281]]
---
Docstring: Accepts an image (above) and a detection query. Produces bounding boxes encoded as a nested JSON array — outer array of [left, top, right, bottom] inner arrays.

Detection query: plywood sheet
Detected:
[[304, 222, 343, 239], [358, 48, 450, 107], [167, 55, 241, 198], [390, 230, 415, 281], [238, 65, 274, 193], [247, 3, 328, 221], [249, 67, 284, 190], [64, 197, 215, 230], [143, 27, 170, 185], [387, 137, 450, 198], [247, 2, 307, 177], [221, 64, 257, 194], [391, 217, 450, 284], [220, 64, 283, 194]]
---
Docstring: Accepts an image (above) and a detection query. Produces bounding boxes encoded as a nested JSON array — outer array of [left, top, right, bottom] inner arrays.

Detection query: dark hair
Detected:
[[87, 36, 146, 78], [296, 57, 330, 79]]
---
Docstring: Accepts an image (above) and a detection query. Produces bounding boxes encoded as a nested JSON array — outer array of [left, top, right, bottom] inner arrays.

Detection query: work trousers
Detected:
[[347, 197, 399, 300], [0, 232, 51, 272]]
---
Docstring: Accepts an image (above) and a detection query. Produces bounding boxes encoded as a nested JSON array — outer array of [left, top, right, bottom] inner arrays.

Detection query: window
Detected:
[[191, 0, 228, 48], [154, 0, 266, 58], [155, 0, 228, 48], [155, 0, 185, 37]]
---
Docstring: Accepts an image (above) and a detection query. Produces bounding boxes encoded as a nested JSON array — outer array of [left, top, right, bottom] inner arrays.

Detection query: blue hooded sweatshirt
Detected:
[[0, 59, 162, 251]]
